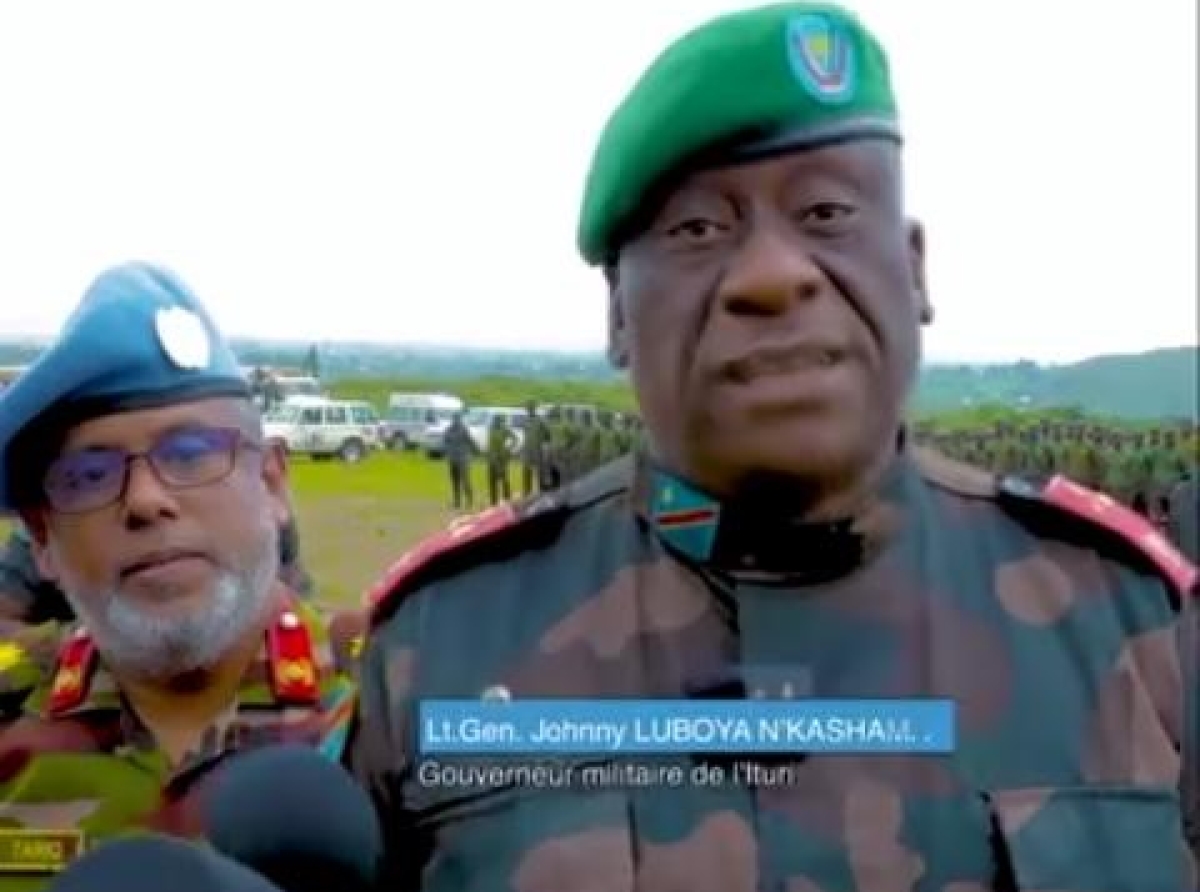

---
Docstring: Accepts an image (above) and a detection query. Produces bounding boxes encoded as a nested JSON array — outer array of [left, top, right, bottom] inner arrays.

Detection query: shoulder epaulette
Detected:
[[561, 454, 636, 509], [47, 628, 99, 715], [1000, 473, 1198, 597], [912, 447, 999, 498], [265, 599, 321, 706], [364, 457, 636, 624], [363, 502, 534, 622]]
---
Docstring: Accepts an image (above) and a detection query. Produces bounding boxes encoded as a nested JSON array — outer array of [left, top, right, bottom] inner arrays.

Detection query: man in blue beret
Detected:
[[349, 3, 1198, 889], [0, 262, 363, 881]]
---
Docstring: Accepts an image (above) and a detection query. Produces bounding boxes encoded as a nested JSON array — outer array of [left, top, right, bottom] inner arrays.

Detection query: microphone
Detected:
[[46, 834, 281, 892], [206, 744, 383, 892]]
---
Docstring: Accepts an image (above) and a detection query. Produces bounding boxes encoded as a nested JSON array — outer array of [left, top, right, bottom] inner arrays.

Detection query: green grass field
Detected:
[[287, 450, 488, 606], [0, 450, 494, 610]]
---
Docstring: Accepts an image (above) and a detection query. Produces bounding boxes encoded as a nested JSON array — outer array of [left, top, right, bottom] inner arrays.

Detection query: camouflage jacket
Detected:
[[0, 594, 365, 890], [347, 447, 1199, 892]]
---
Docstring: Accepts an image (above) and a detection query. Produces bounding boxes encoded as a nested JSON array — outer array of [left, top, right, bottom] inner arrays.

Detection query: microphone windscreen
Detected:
[[46, 834, 281, 892], [207, 744, 383, 892]]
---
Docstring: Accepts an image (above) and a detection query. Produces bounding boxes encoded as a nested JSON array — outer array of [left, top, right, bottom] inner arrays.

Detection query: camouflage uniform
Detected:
[[555, 410, 581, 485], [546, 411, 575, 487], [485, 419, 519, 506], [0, 598, 360, 888], [348, 448, 1199, 890], [347, 2, 1200, 887], [0, 261, 367, 884], [443, 419, 477, 510], [520, 412, 549, 497]]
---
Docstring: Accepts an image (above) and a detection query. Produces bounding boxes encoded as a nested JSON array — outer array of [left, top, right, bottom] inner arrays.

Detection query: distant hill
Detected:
[[0, 337, 1194, 421], [913, 347, 1197, 420]]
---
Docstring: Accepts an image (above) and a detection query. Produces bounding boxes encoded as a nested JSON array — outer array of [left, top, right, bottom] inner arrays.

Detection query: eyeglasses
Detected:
[[42, 426, 264, 515]]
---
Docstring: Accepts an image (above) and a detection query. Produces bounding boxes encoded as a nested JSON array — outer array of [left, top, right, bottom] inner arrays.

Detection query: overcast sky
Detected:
[[0, 0, 1195, 362]]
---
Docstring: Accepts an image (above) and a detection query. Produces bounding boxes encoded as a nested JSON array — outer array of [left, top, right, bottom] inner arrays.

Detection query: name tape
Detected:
[[0, 829, 85, 874]]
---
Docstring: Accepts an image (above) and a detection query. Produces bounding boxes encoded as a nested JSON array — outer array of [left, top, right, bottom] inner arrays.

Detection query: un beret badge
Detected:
[[155, 306, 211, 370]]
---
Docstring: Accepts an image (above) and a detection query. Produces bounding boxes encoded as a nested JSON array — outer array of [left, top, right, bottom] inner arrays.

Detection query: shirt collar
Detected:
[[631, 432, 916, 582], [31, 592, 346, 779]]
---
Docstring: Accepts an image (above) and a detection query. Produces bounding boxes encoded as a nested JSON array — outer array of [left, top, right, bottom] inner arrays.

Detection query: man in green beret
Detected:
[[348, 4, 1198, 889]]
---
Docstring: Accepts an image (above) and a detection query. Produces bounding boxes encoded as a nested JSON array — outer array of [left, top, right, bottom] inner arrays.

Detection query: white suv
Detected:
[[263, 397, 382, 463]]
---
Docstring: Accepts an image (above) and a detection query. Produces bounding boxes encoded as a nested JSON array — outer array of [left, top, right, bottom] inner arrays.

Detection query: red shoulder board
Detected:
[[1041, 475, 1198, 594], [265, 599, 320, 705], [47, 629, 99, 715], [364, 504, 520, 612]]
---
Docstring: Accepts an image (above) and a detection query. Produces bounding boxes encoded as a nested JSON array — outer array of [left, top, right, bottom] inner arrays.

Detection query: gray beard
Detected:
[[57, 531, 280, 682]]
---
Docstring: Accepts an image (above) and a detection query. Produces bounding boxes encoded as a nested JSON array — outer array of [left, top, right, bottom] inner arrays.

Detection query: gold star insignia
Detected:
[[52, 666, 82, 696], [277, 659, 316, 687]]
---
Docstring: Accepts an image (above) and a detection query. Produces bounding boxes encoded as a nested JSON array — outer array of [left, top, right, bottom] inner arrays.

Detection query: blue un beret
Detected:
[[0, 262, 250, 511]]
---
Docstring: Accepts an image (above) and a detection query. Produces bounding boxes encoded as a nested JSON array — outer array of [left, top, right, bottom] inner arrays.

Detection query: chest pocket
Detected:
[[407, 758, 636, 892], [987, 785, 1191, 891], [0, 753, 166, 890]]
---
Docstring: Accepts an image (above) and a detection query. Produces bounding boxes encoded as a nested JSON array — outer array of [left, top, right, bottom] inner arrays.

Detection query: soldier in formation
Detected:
[[0, 263, 359, 885], [347, 4, 1198, 887], [441, 412, 477, 510], [519, 401, 548, 496], [484, 414, 518, 505], [915, 419, 1197, 527], [537, 407, 643, 489]]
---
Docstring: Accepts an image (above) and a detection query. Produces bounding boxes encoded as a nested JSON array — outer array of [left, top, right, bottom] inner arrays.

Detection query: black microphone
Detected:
[[206, 744, 383, 892], [46, 834, 282, 892]]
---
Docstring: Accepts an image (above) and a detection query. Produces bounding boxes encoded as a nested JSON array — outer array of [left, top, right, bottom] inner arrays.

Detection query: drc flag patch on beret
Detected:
[[786, 12, 856, 104]]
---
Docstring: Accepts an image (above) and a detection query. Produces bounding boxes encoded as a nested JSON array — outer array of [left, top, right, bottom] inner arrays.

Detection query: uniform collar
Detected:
[[631, 434, 915, 582], [31, 592, 344, 778]]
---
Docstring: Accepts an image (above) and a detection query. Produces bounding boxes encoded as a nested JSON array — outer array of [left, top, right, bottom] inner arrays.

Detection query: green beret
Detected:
[[577, 2, 901, 265]]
